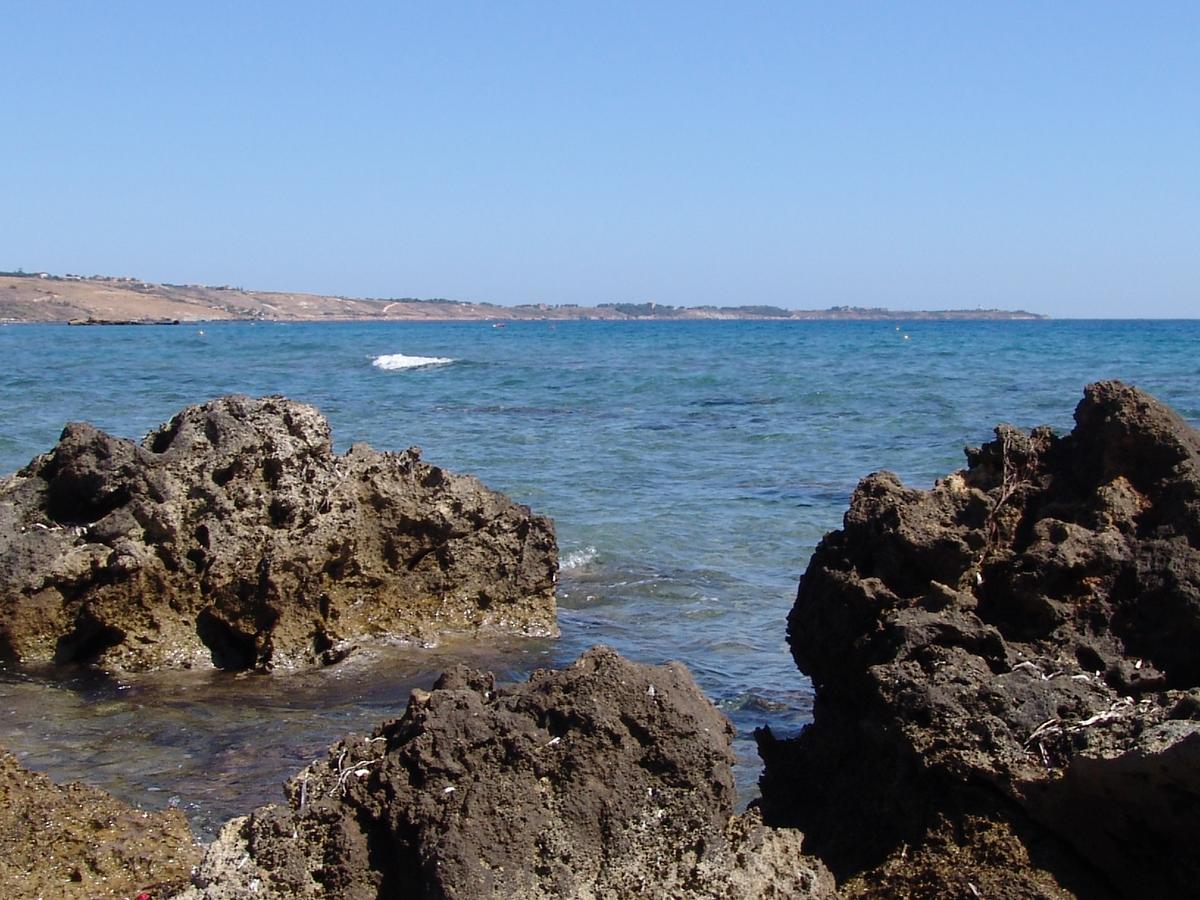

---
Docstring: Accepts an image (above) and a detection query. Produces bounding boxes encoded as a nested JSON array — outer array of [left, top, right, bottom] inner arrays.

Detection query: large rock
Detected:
[[0, 747, 200, 898], [0, 396, 557, 671], [181, 646, 835, 899], [760, 381, 1200, 897]]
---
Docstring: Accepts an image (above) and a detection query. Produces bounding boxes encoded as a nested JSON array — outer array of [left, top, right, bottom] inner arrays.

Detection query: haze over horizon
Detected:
[[4, 3, 1196, 319]]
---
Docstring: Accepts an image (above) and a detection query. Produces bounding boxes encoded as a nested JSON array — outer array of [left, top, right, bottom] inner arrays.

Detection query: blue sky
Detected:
[[4, 3, 1196, 317]]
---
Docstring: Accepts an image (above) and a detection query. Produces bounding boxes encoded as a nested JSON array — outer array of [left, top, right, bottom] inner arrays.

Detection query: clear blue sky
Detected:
[[4, 3, 1196, 316]]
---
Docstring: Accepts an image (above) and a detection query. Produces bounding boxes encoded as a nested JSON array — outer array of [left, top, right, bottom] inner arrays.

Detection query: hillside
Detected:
[[0, 272, 1046, 323]]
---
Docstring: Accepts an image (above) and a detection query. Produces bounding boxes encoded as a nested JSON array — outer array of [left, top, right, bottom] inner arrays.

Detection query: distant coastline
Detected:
[[0, 271, 1047, 324]]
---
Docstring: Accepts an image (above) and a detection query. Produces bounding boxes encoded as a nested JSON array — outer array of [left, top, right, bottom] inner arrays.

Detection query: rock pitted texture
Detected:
[[182, 646, 835, 899], [0, 396, 557, 671], [759, 382, 1200, 897], [0, 748, 200, 898]]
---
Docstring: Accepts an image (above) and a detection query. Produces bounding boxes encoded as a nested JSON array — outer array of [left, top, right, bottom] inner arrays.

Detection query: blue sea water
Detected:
[[1, 318, 1197, 835]]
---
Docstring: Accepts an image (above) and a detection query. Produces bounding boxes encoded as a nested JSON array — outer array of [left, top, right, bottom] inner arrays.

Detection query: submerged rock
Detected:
[[760, 381, 1200, 897], [0, 748, 200, 898], [181, 646, 835, 899], [0, 396, 557, 671]]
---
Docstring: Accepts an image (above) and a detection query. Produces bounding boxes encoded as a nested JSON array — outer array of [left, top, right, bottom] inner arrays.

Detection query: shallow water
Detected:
[[1, 318, 1197, 836]]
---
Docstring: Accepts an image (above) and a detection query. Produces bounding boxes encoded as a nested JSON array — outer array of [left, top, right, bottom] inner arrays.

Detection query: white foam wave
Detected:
[[372, 353, 455, 371], [560, 546, 599, 571]]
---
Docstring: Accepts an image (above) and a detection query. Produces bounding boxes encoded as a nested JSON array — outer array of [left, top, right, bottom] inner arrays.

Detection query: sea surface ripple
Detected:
[[1, 318, 1197, 835]]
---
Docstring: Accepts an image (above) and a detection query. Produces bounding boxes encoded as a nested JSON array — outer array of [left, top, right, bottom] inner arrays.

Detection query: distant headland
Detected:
[[0, 270, 1047, 323]]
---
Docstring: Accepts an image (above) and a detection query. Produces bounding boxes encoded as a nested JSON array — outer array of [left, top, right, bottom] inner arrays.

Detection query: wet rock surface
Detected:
[[760, 381, 1200, 897], [0, 748, 200, 899], [180, 646, 835, 899], [0, 396, 557, 672]]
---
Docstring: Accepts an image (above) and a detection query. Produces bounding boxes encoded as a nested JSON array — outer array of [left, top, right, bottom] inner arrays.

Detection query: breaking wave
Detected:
[[560, 546, 599, 571], [372, 353, 455, 371]]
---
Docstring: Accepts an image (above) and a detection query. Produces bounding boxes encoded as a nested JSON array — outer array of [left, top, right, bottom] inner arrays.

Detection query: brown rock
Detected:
[[0, 395, 557, 671], [181, 646, 835, 899], [760, 381, 1200, 897], [0, 748, 200, 899]]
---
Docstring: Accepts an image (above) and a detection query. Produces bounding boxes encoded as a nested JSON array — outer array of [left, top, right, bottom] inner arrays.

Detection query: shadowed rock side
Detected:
[[759, 381, 1200, 898], [0, 748, 200, 898], [180, 647, 835, 899], [0, 396, 557, 671]]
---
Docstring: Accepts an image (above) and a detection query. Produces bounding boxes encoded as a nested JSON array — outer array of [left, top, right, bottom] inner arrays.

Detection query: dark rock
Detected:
[[760, 381, 1200, 897], [0, 747, 200, 898], [0, 396, 558, 671], [181, 646, 835, 899]]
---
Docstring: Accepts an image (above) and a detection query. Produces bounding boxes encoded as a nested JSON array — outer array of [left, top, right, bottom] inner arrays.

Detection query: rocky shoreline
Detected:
[[1, 381, 1196, 897], [0, 749, 199, 898], [178, 647, 834, 899], [0, 396, 557, 672], [760, 380, 1200, 897]]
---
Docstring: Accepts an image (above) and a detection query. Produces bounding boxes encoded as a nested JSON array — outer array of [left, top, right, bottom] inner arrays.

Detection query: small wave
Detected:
[[372, 353, 455, 371], [560, 546, 599, 571], [694, 397, 781, 408]]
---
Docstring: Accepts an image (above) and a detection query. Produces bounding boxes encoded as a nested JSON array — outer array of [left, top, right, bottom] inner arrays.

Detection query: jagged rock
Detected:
[[180, 646, 835, 899], [0, 748, 200, 898], [0, 396, 557, 671], [760, 381, 1200, 898]]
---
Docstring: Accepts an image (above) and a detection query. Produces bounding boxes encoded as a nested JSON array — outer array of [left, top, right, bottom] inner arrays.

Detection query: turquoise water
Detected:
[[1, 319, 1198, 834]]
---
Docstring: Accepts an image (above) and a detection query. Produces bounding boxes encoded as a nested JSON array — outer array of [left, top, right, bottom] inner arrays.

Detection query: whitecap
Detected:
[[372, 353, 455, 371], [560, 546, 599, 571]]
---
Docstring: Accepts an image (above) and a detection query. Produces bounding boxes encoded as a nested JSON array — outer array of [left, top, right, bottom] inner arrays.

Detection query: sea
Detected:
[[1, 318, 1197, 837]]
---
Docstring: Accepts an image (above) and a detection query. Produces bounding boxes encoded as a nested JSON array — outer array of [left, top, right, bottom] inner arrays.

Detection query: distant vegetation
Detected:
[[696, 304, 792, 317], [598, 302, 795, 318], [598, 302, 683, 318]]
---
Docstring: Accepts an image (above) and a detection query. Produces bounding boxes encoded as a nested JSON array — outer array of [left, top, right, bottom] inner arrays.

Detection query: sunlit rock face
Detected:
[[0, 395, 558, 672]]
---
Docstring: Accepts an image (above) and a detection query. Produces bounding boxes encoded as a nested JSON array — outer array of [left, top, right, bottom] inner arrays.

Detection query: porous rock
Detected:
[[0, 747, 200, 898], [0, 396, 557, 671], [760, 381, 1200, 897], [180, 646, 835, 899]]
